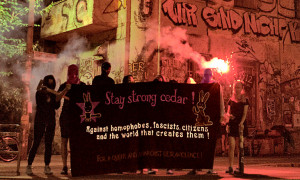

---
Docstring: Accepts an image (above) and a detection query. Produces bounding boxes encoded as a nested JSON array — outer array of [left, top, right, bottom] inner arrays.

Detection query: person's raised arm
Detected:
[[56, 84, 71, 102]]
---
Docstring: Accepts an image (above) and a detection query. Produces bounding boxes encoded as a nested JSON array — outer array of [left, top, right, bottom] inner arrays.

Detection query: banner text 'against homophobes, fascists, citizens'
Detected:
[[69, 83, 220, 176]]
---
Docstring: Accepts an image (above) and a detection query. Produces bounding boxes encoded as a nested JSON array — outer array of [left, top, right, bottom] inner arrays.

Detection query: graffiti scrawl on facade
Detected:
[[162, 0, 198, 26], [202, 6, 300, 43], [79, 58, 94, 85], [258, 0, 297, 18], [160, 52, 187, 82], [233, 39, 258, 60], [133, 0, 153, 30], [129, 61, 147, 82], [139, 0, 153, 20], [41, 0, 93, 38], [111, 67, 124, 84]]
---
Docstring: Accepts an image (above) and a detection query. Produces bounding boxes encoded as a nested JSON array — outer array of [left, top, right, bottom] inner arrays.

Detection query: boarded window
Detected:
[[235, 0, 257, 9]]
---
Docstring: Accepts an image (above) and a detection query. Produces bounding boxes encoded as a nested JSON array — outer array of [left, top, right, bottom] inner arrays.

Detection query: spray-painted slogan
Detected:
[[161, 0, 300, 43], [68, 83, 220, 176], [202, 7, 300, 42]]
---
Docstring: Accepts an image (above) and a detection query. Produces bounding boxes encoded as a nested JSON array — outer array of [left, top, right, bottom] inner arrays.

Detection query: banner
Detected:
[[69, 82, 220, 176]]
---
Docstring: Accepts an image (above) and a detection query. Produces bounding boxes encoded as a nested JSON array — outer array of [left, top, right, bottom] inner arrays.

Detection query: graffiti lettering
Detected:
[[62, 2, 71, 30], [277, 0, 296, 18], [134, 0, 153, 29], [288, 22, 300, 42], [258, 0, 277, 12], [130, 62, 144, 72], [162, 0, 198, 26], [257, 0, 296, 18], [76, 0, 87, 23], [202, 7, 242, 31], [202, 7, 300, 43], [140, 0, 152, 18], [129, 61, 146, 82]]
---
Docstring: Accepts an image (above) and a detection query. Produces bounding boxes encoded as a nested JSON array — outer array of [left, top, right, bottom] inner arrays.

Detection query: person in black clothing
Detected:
[[148, 75, 175, 175], [26, 75, 60, 176], [92, 62, 115, 85], [187, 69, 225, 175], [58, 64, 85, 175], [225, 81, 249, 174]]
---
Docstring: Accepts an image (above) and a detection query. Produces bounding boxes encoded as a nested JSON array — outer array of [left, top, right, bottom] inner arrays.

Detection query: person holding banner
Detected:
[[26, 75, 60, 176], [92, 62, 115, 86], [58, 64, 86, 175], [225, 80, 249, 175], [187, 69, 225, 175], [148, 75, 174, 175], [185, 76, 199, 175]]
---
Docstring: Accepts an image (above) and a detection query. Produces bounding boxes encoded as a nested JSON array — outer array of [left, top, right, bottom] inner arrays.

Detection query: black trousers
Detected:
[[28, 121, 55, 165]]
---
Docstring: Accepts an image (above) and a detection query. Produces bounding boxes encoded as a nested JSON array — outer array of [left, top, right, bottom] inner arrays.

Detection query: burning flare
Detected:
[[203, 57, 230, 74]]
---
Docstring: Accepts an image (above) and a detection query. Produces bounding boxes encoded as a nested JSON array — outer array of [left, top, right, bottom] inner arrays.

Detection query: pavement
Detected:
[[1, 154, 300, 179]]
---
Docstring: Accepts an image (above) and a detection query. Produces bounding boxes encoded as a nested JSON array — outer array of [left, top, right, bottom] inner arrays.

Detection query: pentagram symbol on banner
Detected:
[[76, 92, 101, 123]]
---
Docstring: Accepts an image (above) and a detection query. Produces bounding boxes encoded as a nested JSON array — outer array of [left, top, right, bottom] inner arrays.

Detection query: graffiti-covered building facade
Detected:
[[40, 0, 300, 155]]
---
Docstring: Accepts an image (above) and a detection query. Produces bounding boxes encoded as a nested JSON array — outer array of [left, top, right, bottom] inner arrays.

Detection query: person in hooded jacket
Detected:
[[26, 75, 60, 176]]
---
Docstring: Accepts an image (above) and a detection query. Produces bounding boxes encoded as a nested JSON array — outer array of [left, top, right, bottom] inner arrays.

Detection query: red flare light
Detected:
[[203, 57, 230, 74]]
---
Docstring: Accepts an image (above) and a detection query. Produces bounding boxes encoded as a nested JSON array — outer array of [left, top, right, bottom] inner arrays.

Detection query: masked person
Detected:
[[26, 75, 60, 176], [58, 64, 85, 175]]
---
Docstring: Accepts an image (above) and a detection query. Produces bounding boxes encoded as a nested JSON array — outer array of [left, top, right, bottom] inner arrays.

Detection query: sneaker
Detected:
[[207, 169, 217, 175], [61, 166, 68, 175], [26, 165, 33, 176], [44, 165, 53, 175], [187, 169, 196, 175], [166, 169, 173, 174], [148, 170, 156, 174], [225, 167, 233, 174]]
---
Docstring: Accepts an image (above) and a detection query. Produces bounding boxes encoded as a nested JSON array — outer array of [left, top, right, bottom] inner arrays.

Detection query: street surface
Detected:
[[1, 155, 300, 179]]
